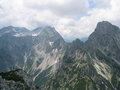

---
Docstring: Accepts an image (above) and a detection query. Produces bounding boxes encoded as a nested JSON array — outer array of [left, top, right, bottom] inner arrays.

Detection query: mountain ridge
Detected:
[[0, 21, 120, 90]]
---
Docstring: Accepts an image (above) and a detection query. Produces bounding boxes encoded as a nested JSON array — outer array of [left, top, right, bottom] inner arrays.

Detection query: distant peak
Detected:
[[72, 38, 84, 46], [1, 26, 14, 30], [1, 26, 28, 31], [6, 26, 14, 28], [72, 38, 83, 43]]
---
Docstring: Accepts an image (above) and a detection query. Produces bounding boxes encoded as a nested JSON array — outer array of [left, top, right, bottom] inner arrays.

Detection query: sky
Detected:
[[0, 0, 120, 41]]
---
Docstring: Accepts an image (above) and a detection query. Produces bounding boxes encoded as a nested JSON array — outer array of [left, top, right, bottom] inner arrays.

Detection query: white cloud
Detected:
[[55, 0, 120, 40], [0, 0, 120, 41]]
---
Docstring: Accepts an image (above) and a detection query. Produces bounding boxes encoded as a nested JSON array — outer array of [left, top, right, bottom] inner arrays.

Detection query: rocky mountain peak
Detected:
[[97, 21, 112, 27], [33, 26, 55, 33], [94, 21, 120, 35], [33, 26, 62, 38], [86, 21, 120, 44]]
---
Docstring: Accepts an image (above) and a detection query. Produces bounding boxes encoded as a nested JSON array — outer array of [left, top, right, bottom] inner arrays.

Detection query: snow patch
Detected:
[[52, 48, 58, 53], [54, 60, 58, 64], [13, 33, 26, 37], [49, 41, 54, 46], [32, 33, 39, 36]]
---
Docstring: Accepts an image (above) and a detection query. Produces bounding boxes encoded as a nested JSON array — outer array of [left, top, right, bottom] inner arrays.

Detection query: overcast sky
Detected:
[[0, 0, 120, 40]]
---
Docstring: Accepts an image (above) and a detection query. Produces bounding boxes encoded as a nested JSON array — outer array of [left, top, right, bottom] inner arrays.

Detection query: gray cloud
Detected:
[[24, 0, 89, 17]]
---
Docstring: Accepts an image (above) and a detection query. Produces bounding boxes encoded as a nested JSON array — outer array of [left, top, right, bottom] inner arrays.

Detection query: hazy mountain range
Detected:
[[0, 21, 120, 90]]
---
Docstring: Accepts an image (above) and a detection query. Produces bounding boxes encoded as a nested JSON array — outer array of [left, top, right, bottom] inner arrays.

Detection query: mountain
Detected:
[[0, 21, 120, 90], [42, 21, 120, 90], [0, 26, 31, 72], [0, 25, 66, 87], [86, 21, 120, 63]]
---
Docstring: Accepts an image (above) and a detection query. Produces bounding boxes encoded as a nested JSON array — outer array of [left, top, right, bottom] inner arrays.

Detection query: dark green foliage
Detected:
[[0, 69, 24, 83], [74, 78, 86, 90], [0, 69, 33, 90], [63, 55, 75, 64]]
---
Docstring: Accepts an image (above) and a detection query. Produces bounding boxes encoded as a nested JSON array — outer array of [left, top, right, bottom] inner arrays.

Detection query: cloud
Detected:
[[24, 0, 89, 17], [57, 0, 120, 39], [0, 0, 120, 41]]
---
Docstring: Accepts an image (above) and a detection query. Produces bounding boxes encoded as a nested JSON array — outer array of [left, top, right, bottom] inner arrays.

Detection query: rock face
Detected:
[[86, 21, 120, 63], [0, 26, 32, 72], [0, 26, 66, 86], [0, 21, 120, 90]]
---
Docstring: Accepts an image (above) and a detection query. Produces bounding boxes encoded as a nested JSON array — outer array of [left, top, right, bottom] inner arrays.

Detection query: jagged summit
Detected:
[[33, 26, 55, 31], [32, 26, 62, 38], [94, 21, 120, 34], [86, 21, 120, 45], [97, 21, 112, 26]]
